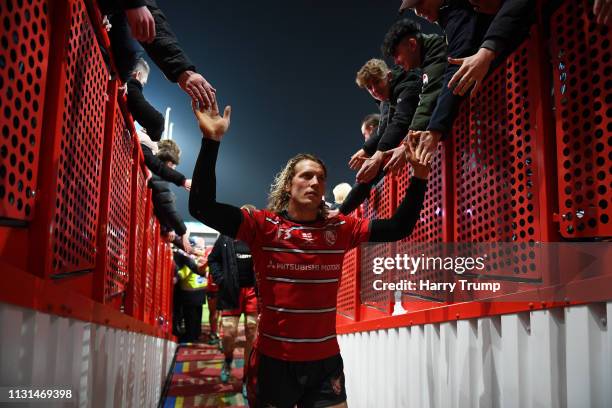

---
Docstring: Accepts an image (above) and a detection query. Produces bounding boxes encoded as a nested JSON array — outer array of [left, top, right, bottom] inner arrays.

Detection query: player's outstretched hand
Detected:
[[192, 100, 232, 141]]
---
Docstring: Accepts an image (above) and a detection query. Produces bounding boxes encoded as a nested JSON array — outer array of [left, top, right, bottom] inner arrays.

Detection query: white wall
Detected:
[[339, 302, 612, 408], [0, 302, 176, 408]]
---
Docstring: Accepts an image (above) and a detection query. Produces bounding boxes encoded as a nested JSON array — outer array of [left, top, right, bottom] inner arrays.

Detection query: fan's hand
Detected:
[[192, 100, 232, 141]]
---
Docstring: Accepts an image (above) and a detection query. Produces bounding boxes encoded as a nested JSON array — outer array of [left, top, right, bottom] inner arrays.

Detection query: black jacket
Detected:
[[149, 175, 187, 236], [141, 144, 186, 187], [208, 236, 255, 310], [127, 79, 165, 141], [98, 0, 196, 83], [362, 67, 423, 156], [427, 0, 532, 137], [410, 34, 448, 131]]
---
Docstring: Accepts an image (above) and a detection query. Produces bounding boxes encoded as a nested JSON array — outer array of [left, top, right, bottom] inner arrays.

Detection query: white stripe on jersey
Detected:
[[262, 333, 337, 343], [266, 276, 339, 284], [264, 218, 346, 230], [266, 306, 336, 314], [262, 246, 344, 254]]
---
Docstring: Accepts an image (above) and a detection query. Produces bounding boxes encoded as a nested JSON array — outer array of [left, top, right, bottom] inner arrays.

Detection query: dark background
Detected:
[[143, 0, 440, 222]]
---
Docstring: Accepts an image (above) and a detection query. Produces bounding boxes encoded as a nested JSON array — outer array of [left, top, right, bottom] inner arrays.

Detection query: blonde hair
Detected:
[[268, 154, 328, 217], [332, 183, 352, 205], [356, 59, 390, 88]]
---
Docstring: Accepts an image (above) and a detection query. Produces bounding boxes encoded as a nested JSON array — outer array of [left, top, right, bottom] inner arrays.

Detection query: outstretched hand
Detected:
[[192, 100, 232, 141], [447, 48, 496, 96]]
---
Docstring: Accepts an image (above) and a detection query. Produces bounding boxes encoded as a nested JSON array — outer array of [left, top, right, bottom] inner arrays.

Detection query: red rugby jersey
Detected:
[[236, 208, 370, 361]]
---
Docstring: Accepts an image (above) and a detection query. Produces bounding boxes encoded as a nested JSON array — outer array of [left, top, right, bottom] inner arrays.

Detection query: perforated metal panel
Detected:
[[160, 244, 171, 331], [338, 248, 359, 319], [453, 38, 546, 244], [143, 204, 157, 324], [0, 0, 49, 220], [361, 176, 393, 312], [102, 101, 133, 302], [153, 238, 164, 326], [127, 162, 148, 319], [396, 146, 446, 243], [550, 0, 611, 238], [51, 0, 107, 274]]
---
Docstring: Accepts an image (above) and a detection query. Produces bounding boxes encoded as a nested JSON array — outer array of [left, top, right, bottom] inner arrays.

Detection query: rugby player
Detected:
[[189, 100, 428, 407]]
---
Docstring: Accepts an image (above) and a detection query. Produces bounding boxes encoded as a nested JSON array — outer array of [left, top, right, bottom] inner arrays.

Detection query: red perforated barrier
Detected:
[[338, 248, 359, 319], [94, 81, 134, 307], [153, 238, 165, 326], [126, 153, 148, 319], [0, 0, 49, 221], [29, 0, 107, 279], [160, 245, 171, 331], [449, 29, 558, 295], [361, 175, 395, 314], [397, 144, 449, 243], [550, 0, 611, 238], [143, 201, 157, 325]]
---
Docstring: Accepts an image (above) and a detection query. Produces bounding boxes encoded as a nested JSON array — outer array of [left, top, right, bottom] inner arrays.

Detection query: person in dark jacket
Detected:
[[208, 227, 258, 396], [126, 58, 165, 141], [397, 0, 532, 166], [339, 59, 422, 215], [174, 246, 206, 343], [98, 0, 216, 109], [149, 140, 191, 252]]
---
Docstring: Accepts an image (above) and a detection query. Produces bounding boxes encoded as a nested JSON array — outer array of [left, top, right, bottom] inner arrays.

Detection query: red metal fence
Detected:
[[0, 0, 175, 339], [336, 1, 612, 332]]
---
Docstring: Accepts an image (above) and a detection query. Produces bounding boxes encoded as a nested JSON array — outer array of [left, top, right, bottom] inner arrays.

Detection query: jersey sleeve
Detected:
[[346, 216, 371, 249], [236, 208, 261, 247]]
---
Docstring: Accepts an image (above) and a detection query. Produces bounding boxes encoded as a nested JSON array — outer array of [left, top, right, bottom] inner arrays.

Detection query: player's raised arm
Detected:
[[369, 154, 429, 242], [188, 101, 243, 238]]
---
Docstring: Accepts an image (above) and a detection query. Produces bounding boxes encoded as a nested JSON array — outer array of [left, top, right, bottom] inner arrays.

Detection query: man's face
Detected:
[[287, 159, 326, 211], [364, 76, 390, 102], [361, 123, 375, 140], [393, 37, 420, 70], [411, 0, 441, 22]]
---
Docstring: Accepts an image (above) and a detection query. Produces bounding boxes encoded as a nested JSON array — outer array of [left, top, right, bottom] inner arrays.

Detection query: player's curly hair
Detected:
[[381, 18, 422, 58], [157, 139, 181, 165], [268, 154, 328, 218]]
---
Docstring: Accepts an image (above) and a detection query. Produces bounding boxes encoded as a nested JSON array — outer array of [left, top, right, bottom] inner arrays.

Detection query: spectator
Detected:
[[149, 139, 191, 252], [189, 100, 429, 407], [98, 0, 216, 108], [361, 113, 380, 141], [139, 131, 192, 191], [127, 59, 165, 141], [208, 226, 258, 398], [340, 59, 422, 215], [398, 0, 532, 165], [174, 246, 206, 343], [332, 183, 352, 209], [381, 19, 448, 133]]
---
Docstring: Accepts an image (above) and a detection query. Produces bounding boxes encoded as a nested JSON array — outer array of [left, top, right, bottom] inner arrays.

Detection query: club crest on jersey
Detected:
[[324, 229, 337, 246]]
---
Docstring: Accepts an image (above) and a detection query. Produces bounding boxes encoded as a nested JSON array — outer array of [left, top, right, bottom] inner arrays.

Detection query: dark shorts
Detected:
[[247, 350, 346, 408]]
